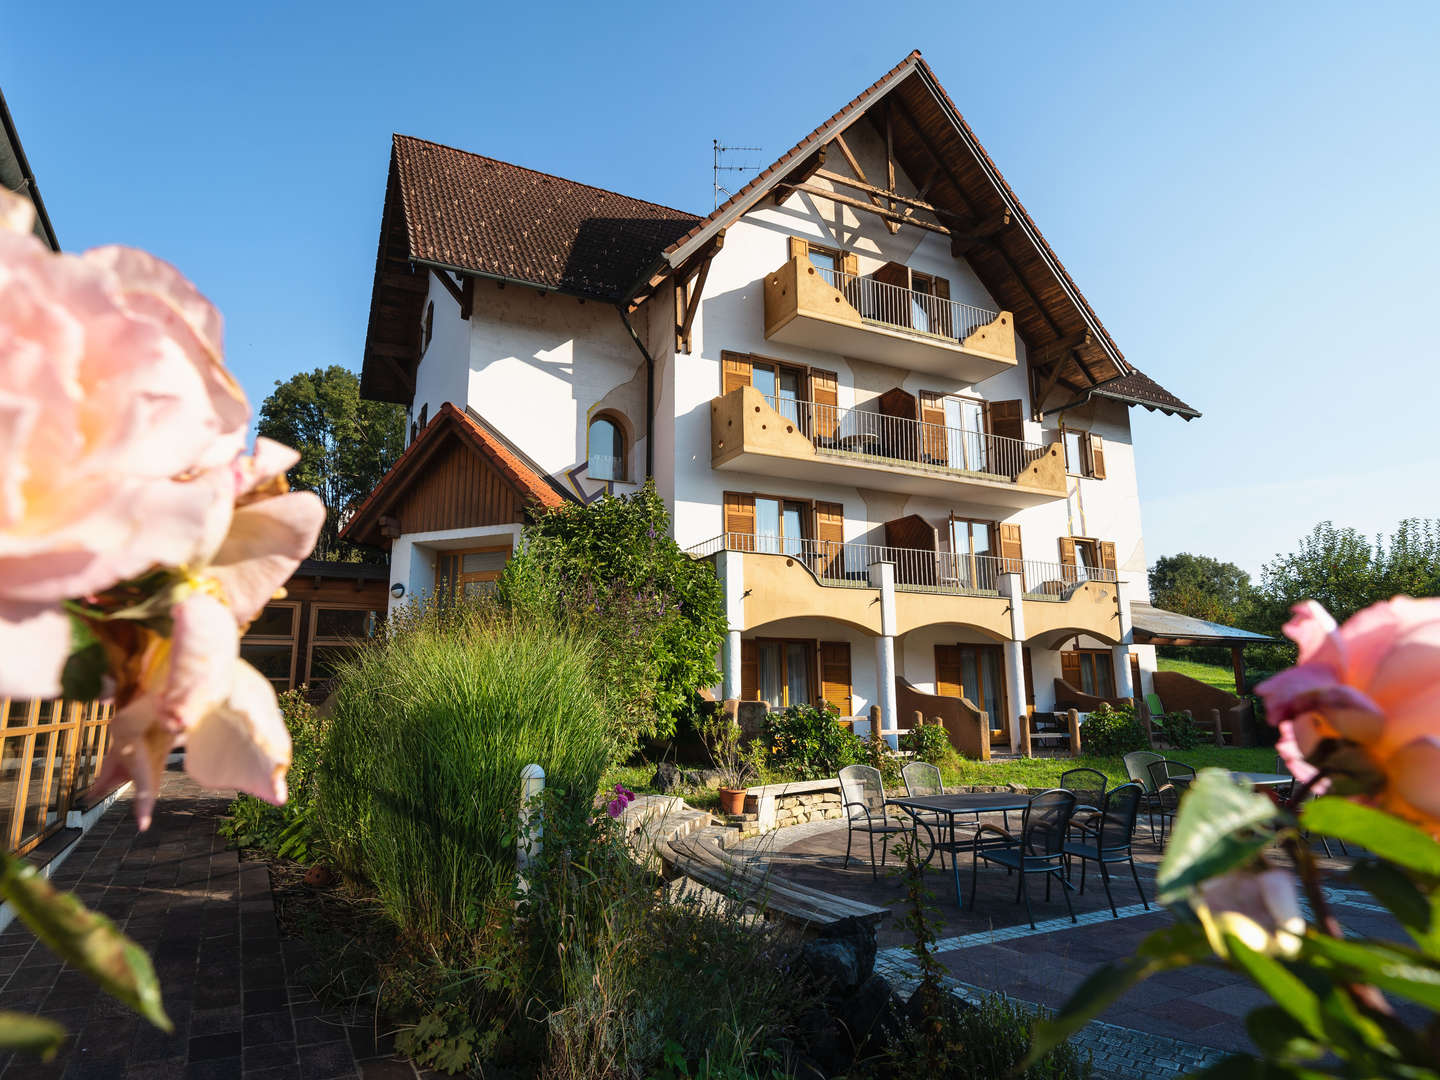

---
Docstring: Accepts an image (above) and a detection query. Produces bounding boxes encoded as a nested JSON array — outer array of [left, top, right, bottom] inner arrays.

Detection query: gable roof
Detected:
[[1082, 371, 1198, 419], [647, 50, 1195, 418], [341, 402, 568, 546]]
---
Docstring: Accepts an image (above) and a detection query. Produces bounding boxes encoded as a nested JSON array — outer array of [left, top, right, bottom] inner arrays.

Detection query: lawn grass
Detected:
[[1156, 656, 1239, 693], [607, 745, 1277, 804]]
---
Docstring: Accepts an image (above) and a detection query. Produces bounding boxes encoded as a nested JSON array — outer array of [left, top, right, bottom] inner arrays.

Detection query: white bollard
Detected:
[[518, 764, 545, 891]]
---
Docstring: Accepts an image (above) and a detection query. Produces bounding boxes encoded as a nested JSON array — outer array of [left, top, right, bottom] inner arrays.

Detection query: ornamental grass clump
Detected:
[[316, 606, 612, 951]]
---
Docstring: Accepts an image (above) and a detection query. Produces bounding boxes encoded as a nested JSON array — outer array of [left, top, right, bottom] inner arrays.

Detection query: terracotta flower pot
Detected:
[[718, 787, 747, 816]]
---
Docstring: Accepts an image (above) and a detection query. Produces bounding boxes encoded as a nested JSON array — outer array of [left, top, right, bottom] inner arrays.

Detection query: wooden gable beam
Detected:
[[812, 170, 948, 215], [887, 95, 980, 221], [673, 231, 725, 353], [460, 276, 475, 320], [986, 241, 1065, 341], [788, 182, 950, 236], [772, 145, 828, 205], [950, 212, 1012, 257], [829, 131, 899, 233], [430, 267, 464, 306]]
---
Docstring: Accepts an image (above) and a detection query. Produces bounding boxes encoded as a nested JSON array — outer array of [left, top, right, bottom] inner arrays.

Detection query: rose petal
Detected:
[[1257, 663, 1345, 725], [165, 594, 238, 724], [104, 692, 179, 832], [1275, 720, 1322, 787], [0, 601, 70, 699], [1384, 736, 1440, 828], [1279, 684, 1387, 745], [1359, 607, 1440, 713], [207, 491, 324, 625], [1283, 601, 1339, 667], [184, 661, 290, 804]]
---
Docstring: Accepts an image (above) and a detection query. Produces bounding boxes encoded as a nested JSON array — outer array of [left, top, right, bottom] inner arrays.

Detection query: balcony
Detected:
[[763, 255, 1016, 381], [688, 534, 1119, 639], [710, 385, 1066, 506]]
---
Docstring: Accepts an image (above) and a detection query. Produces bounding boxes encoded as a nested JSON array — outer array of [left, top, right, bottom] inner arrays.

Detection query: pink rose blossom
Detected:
[[1257, 597, 1440, 835], [0, 189, 248, 696], [1193, 868, 1305, 959]]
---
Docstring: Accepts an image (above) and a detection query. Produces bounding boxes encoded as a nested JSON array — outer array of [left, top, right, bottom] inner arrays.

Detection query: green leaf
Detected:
[[1244, 1005, 1325, 1064], [1157, 769, 1283, 903], [0, 1011, 66, 1059], [0, 854, 171, 1031], [1023, 924, 1210, 1067], [1226, 936, 1325, 1041], [1301, 934, 1440, 1011], [1347, 860, 1440, 957], [59, 615, 108, 702], [1301, 799, 1440, 879]]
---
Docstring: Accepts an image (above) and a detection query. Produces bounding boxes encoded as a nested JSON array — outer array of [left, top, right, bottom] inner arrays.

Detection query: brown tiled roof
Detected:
[[341, 402, 567, 547], [392, 134, 701, 301], [1087, 372, 1200, 419]]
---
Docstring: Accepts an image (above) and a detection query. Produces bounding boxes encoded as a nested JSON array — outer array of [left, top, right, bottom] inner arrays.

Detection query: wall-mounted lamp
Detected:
[[390, 583, 406, 600]]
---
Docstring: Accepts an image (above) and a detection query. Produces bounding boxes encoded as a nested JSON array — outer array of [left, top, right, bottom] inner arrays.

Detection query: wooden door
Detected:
[[810, 369, 839, 440], [919, 392, 947, 464], [820, 641, 852, 716], [814, 501, 845, 581], [723, 492, 756, 549]]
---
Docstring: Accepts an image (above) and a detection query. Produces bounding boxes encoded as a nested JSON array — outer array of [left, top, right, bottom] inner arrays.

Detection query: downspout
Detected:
[[617, 306, 656, 479]]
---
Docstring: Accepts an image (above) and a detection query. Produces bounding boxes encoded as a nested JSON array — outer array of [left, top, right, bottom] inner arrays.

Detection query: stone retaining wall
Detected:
[[771, 791, 844, 828]]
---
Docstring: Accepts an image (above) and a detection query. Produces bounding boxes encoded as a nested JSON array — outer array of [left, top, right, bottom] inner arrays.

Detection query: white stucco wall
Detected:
[[410, 272, 470, 440]]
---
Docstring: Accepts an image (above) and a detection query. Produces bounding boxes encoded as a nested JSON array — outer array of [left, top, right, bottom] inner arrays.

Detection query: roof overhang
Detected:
[[1130, 602, 1277, 647], [0, 86, 58, 251]]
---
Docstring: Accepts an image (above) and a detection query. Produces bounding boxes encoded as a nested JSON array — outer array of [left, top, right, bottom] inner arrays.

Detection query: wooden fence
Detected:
[[0, 698, 114, 856]]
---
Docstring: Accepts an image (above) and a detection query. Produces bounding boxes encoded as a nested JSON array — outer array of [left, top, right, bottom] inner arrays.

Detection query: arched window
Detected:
[[587, 415, 626, 482]]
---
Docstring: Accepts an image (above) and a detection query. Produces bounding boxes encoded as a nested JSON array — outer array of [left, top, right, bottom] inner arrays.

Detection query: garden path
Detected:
[[0, 765, 427, 1080]]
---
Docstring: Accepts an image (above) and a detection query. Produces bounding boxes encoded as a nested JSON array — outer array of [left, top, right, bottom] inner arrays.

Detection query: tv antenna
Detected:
[[713, 139, 763, 209]]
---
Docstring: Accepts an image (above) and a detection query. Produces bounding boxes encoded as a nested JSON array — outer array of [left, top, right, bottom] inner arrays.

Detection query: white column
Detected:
[[1112, 578, 1136, 700], [717, 550, 746, 701], [999, 572, 1028, 750], [868, 560, 899, 747]]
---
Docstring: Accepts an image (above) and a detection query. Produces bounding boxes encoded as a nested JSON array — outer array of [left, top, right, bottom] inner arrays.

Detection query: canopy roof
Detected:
[[1130, 602, 1277, 647]]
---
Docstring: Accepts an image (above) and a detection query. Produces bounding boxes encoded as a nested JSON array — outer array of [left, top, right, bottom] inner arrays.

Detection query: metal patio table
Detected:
[[886, 792, 1031, 868], [1231, 772, 1293, 789]]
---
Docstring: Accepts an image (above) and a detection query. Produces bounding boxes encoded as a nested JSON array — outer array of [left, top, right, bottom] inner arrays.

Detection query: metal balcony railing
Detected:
[[687, 533, 1117, 600], [814, 266, 1001, 344], [757, 394, 1053, 480]]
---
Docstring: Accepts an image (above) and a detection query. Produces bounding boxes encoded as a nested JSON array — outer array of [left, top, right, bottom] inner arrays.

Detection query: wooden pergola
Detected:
[[1129, 602, 1279, 695]]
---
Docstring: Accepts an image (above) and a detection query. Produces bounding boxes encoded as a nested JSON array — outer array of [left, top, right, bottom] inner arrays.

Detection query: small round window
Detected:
[[588, 416, 625, 482]]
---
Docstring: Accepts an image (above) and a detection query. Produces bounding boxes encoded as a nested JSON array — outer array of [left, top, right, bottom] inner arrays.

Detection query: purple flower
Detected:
[[606, 798, 624, 818]]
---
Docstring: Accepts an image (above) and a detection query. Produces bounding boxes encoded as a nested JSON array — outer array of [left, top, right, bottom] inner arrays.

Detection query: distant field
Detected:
[[1156, 657, 1237, 692]]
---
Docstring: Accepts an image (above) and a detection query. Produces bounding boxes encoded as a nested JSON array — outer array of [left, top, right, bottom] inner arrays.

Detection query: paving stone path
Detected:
[[0, 767, 428, 1080]]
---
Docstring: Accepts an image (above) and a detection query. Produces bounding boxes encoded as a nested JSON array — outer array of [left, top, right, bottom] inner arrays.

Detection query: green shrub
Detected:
[[901, 720, 957, 765], [862, 721, 903, 787], [1154, 710, 1200, 750], [315, 607, 613, 949], [885, 993, 1091, 1079], [220, 689, 328, 861], [498, 482, 725, 751], [763, 703, 862, 780], [1077, 702, 1147, 756]]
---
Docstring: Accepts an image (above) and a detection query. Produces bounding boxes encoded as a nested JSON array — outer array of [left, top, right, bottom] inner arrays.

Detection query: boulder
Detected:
[[831, 973, 902, 1056], [799, 939, 861, 996], [651, 762, 684, 793]]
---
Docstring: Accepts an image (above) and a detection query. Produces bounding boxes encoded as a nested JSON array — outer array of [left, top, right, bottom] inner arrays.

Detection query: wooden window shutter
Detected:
[[721, 351, 753, 395], [810, 369, 839, 439], [1061, 650, 1082, 686], [814, 500, 844, 579], [935, 645, 963, 699], [1022, 647, 1035, 712], [1059, 537, 1078, 582], [819, 641, 852, 716], [988, 399, 1024, 442], [1130, 654, 1142, 700], [1098, 541, 1118, 574], [932, 277, 953, 337], [873, 261, 910, 289], [997, 522, 1023, 574], [723, 492, 755, 547], [919, 392, 947, 464], [741, 639, 758, 701], [1087, 433, 1106, 479], [788, 236, 809, 261], [841, 252, 858, 277]]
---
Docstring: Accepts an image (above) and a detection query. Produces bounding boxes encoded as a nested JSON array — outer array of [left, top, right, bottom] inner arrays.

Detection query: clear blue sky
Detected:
[[6, 1, 1436, 578]]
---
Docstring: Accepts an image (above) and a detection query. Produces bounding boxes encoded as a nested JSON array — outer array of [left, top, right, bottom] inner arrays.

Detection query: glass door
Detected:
[[947, 517, 996, 592], [776, 368, 802, 427], [755, 497, 807, 556], [756, 639, 814, 709], [943, 396, 987, 471]]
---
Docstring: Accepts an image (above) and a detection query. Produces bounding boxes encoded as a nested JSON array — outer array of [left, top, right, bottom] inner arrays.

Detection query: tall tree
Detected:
[[256, 366, 405, 561], [1149, 552, 1257, 626]]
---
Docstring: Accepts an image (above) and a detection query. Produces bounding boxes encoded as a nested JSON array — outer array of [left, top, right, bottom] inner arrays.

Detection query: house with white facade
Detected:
[[343, 51, 1207, 756]]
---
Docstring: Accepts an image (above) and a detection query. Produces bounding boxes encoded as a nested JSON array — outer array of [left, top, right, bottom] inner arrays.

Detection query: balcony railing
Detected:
[[815, 266, 1000, 344], [688, 533, 1117, 601], [756, 393, 1054, 480]]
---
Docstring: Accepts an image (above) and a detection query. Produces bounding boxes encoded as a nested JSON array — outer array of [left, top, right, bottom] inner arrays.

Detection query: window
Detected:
[[437, 544, 512, 601], [422, 301, 434, 353], [921, 392, 988, 470], [935, 644, 1007, 732], [805, 242, 841, 282], [1059, 537, 1117, 583], [1068, 650, 1115, 698], [1063, 429, 1106, 478], [587, 414, 626, 481], [240, 601, 300, 693], [945, 517, 997, 591], [305, 604, 375, 686], [756, 639, 814, 709], [754, 495, 808, 556]]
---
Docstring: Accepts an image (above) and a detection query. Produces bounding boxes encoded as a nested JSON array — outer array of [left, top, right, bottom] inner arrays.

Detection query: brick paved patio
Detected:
[[0, 767, 427, 1080]]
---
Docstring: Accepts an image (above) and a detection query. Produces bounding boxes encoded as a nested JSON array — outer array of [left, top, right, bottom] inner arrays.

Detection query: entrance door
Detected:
[[942, 396, 987, 471], [756, 639, 815, 709], [936, 644, 1009, 743]]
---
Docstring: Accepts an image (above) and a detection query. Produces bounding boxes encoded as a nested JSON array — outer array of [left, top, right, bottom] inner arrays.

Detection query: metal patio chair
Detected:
[[1063, 782, 1149, 918], [901, 761, 953, 868], [1145, 759, 1195, 845], [1276, 755, 1348, 858], [967, 789, 1078, 929], [1059, 766, 1108, 835], [1123, 750, 1166, 840], [839, 764, 907, 881]]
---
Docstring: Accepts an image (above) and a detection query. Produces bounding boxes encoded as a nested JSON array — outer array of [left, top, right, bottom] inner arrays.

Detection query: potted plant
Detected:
[[700, 709, 751, 816]]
